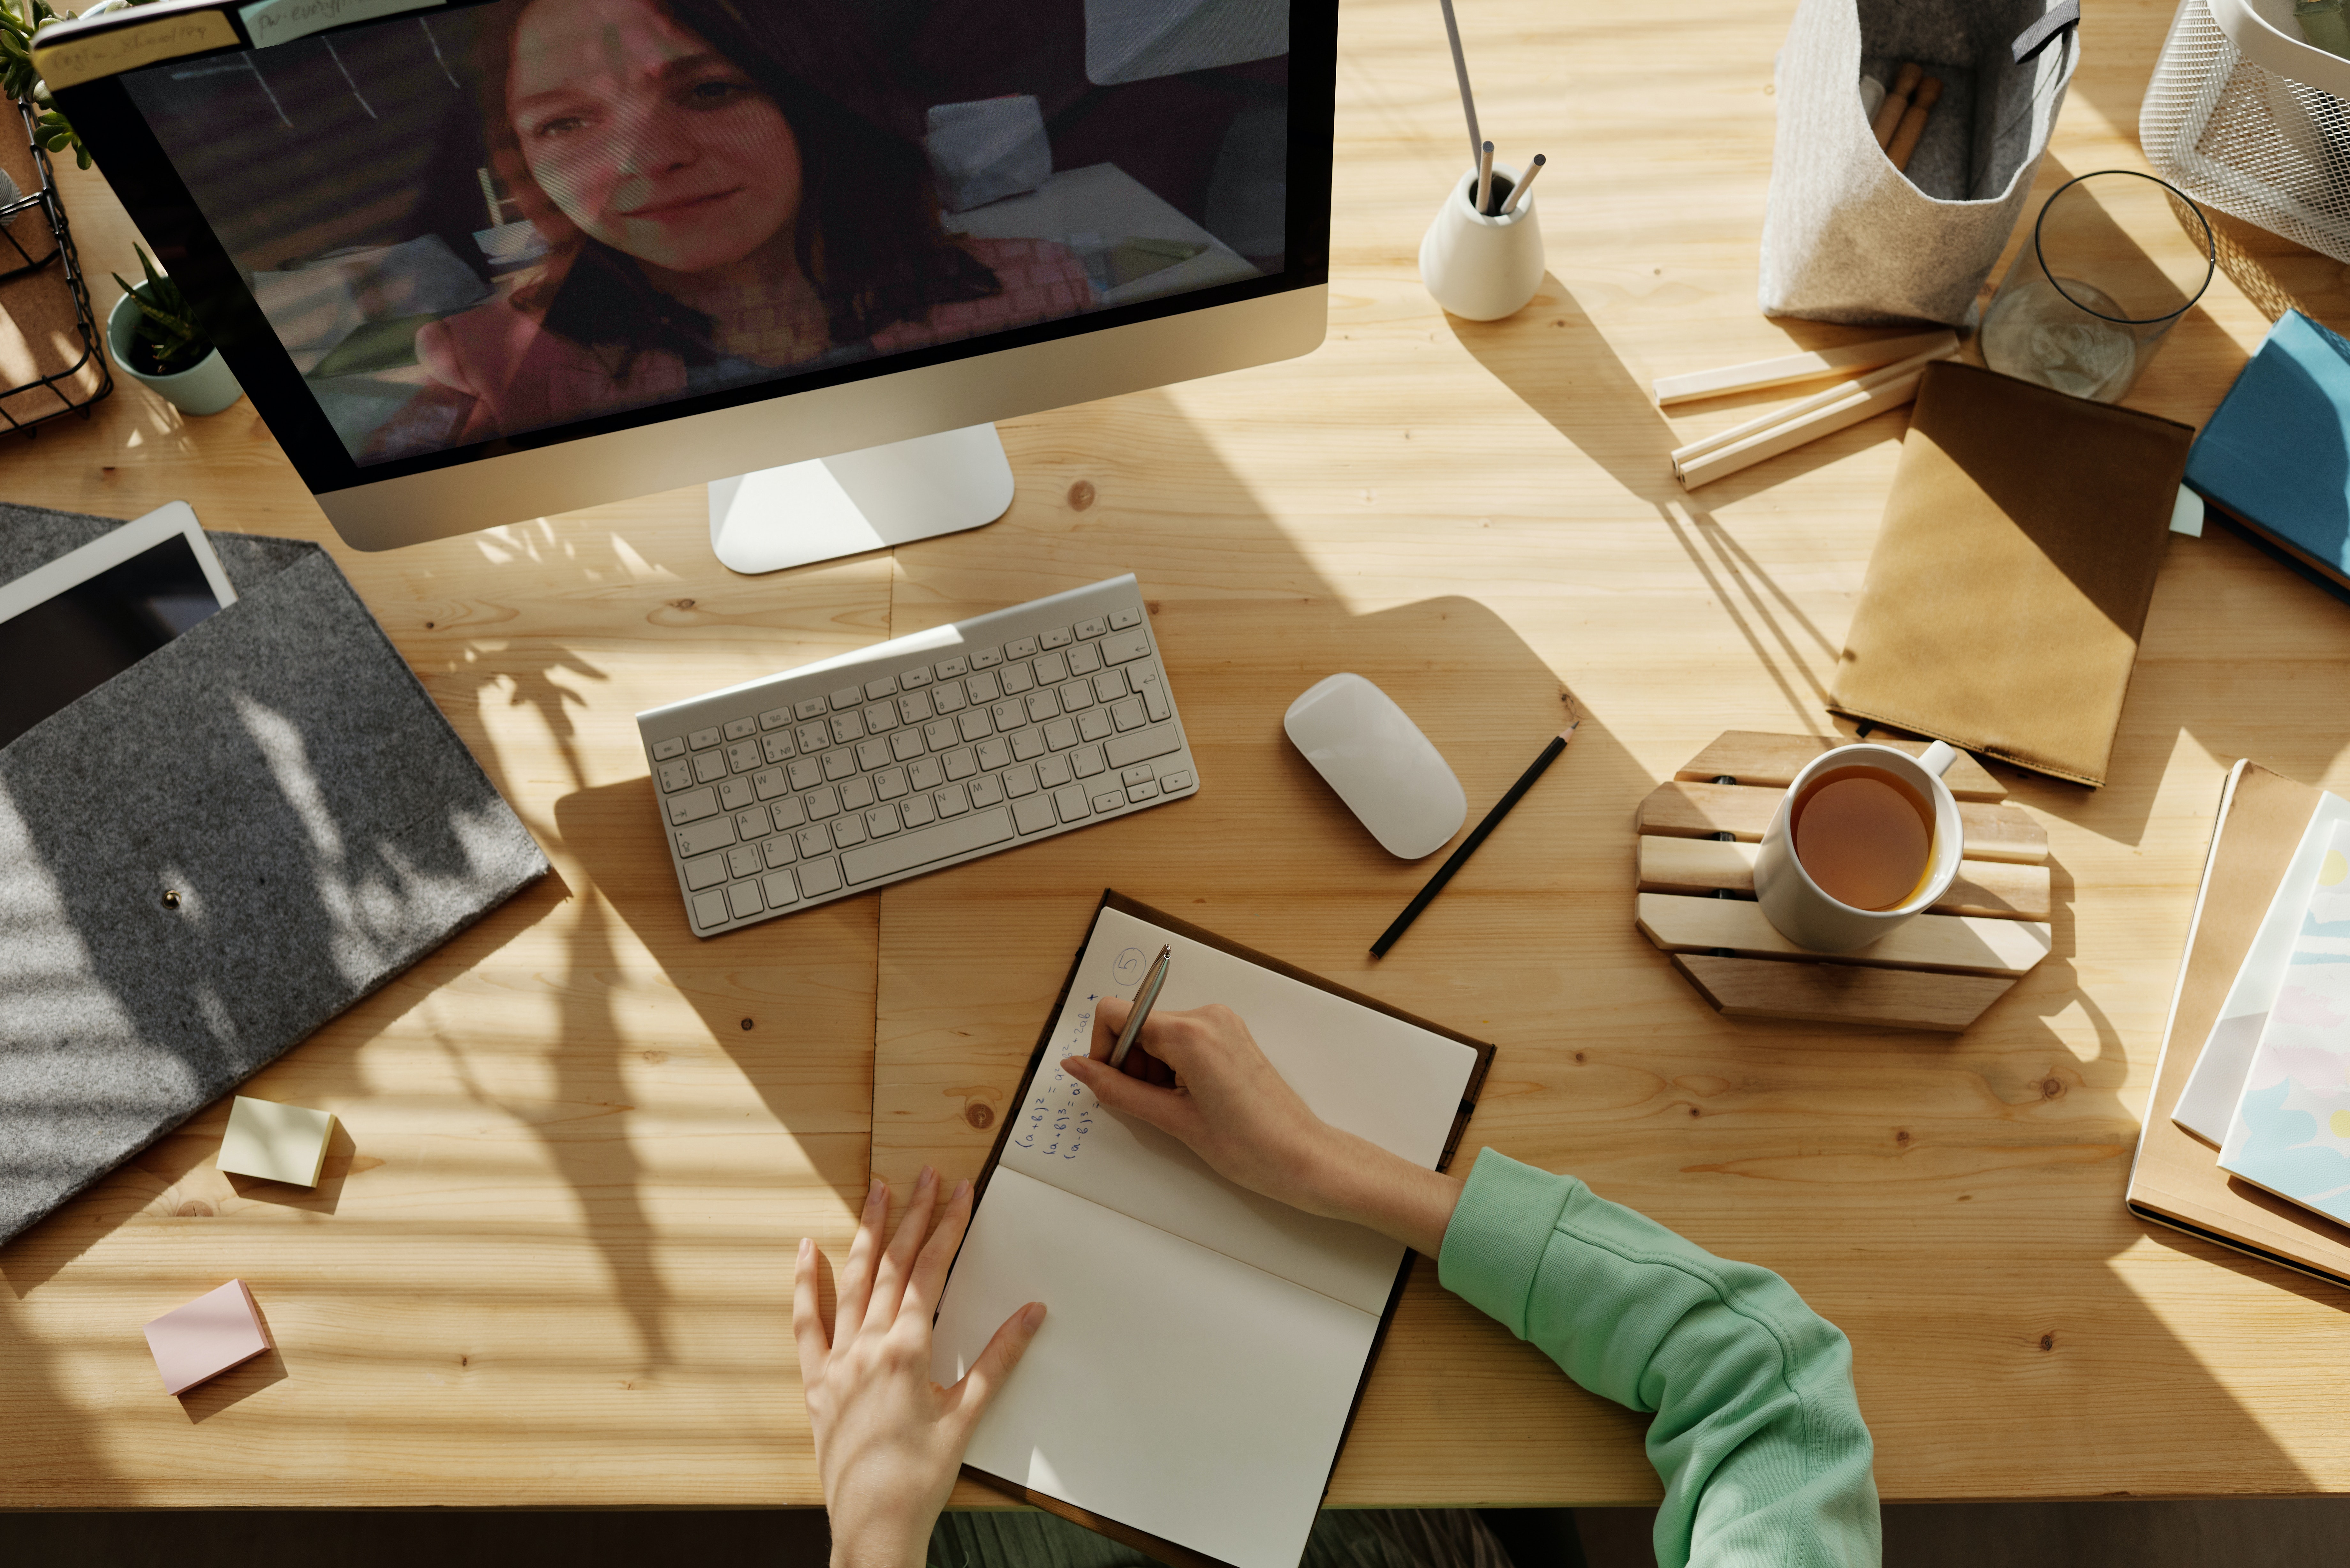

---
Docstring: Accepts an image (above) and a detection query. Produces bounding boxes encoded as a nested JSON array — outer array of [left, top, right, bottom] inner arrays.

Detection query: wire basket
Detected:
[[2143, 0, 2350, 264]]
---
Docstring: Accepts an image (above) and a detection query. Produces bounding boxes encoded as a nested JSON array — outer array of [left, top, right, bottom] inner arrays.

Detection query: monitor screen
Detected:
[[111, 0, 1297, 472]]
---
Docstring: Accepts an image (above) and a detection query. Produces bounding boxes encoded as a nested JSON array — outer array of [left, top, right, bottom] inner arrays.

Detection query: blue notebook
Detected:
[[2185, 310, 2350, 598]]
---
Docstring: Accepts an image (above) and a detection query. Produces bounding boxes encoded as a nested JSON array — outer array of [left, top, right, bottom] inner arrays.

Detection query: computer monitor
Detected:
[[49, 0, 1332, 571]]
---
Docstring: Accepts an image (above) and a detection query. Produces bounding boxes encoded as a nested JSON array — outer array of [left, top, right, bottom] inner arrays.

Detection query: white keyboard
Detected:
[[637, 574, 1197, 936]]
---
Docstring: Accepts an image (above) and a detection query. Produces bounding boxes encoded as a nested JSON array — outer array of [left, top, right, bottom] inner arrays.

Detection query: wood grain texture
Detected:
[[1676, 729, 2005, 800], [1669, 953, 2013, 1032], [1637, 893, 2054, 976], [6, 0, 2350, 1516], [1637, 834, 2051, 920], [1636, 780, 2050, 863]]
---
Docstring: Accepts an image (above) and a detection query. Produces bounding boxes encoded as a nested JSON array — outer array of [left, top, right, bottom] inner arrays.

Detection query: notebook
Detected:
[[1828, 360, 2194, 787], [2172, 788, 2350, 1144], [929, 893, 1494, 1568], [2126, 762, 2350, 1290], [2216, 821, 2350, 1226], [2183, 310, 2350, 605]]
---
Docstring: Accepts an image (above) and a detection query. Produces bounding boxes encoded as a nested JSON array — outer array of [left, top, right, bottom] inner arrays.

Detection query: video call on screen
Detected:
[[123, 0, 1293, 465]]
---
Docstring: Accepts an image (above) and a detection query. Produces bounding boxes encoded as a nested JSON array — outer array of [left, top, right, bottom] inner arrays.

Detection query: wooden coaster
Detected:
[[1635, 731, 2053, 1032]]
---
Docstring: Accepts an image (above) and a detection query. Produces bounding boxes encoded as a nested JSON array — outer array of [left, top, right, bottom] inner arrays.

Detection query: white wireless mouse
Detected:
[[1283, 674, 1467, 859]]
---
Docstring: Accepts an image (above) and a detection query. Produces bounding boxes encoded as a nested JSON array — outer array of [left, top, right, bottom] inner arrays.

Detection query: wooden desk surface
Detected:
[[7, 0, 2350, 1512]]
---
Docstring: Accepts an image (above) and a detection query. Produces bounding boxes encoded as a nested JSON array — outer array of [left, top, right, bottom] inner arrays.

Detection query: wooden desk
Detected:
[[6, 0, 2350, 1512]]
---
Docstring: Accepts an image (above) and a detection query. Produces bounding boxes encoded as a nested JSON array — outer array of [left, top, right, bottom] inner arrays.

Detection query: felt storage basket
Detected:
[[1759, 0, 2081, 326]]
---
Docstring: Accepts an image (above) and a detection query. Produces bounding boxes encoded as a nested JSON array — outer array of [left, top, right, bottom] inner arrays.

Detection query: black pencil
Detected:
[[1370, 702, 1582, 958]]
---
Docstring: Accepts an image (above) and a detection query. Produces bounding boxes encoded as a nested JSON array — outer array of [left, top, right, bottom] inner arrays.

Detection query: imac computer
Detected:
[[48, 0, 1333, 572]]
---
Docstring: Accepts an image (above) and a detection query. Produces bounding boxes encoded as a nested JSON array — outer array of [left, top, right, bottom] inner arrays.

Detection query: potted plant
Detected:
[[108, 242, 240, 416]]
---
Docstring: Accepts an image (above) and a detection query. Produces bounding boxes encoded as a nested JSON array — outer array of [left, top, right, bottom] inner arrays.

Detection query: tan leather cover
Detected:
[[2128, 764, 2350, 1289], [1829, 361, 2194, 787]]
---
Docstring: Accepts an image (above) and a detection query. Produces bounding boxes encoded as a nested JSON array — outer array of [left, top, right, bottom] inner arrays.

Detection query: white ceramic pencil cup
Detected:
[[1419, 164, 1544, 321], [1752, 740, 1964, 954]]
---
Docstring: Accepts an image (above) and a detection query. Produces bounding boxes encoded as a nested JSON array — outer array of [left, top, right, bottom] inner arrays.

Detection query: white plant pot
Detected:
[[1418, 163, 1545, 321], [107, 292, 241, 416]]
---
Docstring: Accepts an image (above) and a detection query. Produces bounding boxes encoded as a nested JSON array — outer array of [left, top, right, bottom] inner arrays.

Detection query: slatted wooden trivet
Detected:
[[1634, 731, 2053, 1033]]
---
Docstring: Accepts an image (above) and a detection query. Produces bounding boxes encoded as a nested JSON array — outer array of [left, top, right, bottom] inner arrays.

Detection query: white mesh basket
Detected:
[[2143, 0, 2350, 262]]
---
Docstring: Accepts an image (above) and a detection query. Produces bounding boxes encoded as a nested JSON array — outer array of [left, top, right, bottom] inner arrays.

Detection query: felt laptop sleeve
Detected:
[[0, 505, 548, 1245], [1828, 360, 2193, 787]]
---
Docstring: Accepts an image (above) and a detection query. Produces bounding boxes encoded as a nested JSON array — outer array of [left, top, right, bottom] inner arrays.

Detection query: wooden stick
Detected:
[[1438, 0, 1482, 171], [1888, 75, 1943, 171], [1671, 368, 1929, 490], [1669, 342, 1959, 467], [1474, 139, 1495, 215], [1651, 327, 1955, 405], [1871, 61, 1922, 147], [1500, 153, 1544, 215]]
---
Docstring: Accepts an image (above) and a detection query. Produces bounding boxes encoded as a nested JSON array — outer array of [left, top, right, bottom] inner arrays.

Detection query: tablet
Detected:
[[0, 502, 238, 749]]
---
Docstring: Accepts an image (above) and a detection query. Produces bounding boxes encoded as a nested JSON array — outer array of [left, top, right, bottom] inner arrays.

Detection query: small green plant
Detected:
[[112, 242, 210, 374]]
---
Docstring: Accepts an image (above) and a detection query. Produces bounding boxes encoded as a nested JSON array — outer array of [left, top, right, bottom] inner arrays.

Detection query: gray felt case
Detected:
[[0, 506, 549, 1245], [1759, 0, 2079, 327]]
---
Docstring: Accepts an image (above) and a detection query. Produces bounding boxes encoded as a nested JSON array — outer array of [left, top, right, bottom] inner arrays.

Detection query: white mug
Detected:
[[1753, 741, 1963, 953]]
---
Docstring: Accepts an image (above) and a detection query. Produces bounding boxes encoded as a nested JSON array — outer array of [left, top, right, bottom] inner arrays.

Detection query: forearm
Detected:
[[1300, 1127, 1464, 1255]]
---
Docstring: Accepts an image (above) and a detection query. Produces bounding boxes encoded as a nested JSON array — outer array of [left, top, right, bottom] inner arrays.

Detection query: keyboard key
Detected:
[[1108, 606, 1142, 630], [754, 767, 788, 800], [986, 699, 1021, 734], [728, 880, 765, 919], [969, 774, 1005, 808], [935, 783, 970, 817], [901, 794, 936, 828], [1057, 681, 1094, 712], [829, 685, 861, 711], [822, 750, 855, 781], [692, 889, 730, 930], [1054, 784, 1091, 823], [1109, 697, 1146, 731], [797, 722, 830, 754], [1038, 755, 1072, 788], [1143, 682, 1171, 722], [1127, 780, 1160, 802], [762, 732, 793, 765], [866, 806, 901, 838], [1066, 643, 1102, 676], [797, 826, 831, 857], [683, 852, 728, 890], [875, 768, 909, 800], [1078, 708, 1113, 742], [1072, 746, 1106, 779], [728, 739, 760, 773], [759, 706, 791, 731], [933, 656, 970, 680], [1010, 728, 1046, 762], [717, 778, 754, 811], [830, 712, 865, 744], [805, 787, 840, 820], [763, 834, 798, 868], [1102, 630, 1149, 664], [1025, 691, 1059, 724], [1005, 637, 1038, 660], [694, 751, 728, 784], [689, 726, 722, 751], [1043, 718, 1077, 751], [652, 736, 686, 761], [762, 871, 800, 908], [840, 777, 875, 811], [1121, 764, 1155, 787], [668, 786, 719, 825], [865, 676, 897, 700], [1012, 795, 1057, 834], [677, 817, 736, 856], [862, 703, 897, 735], [967, 671, 1001, 703], [1034, 653, 1069, 688], [970, 647, 1002, 669], [788, 758, 823, 791], [1093, 670, 1128, 702], [772, 796, 807, 830], [897, 691, 933, 725], [958, 710, 993, 743], [899, 667, 933, 690], [909, 756, 944, 790], [840, 806, 1013, 884], [890, 729, 925, 763], [1093, 788, 1126, 812], [930, 682, 968, 715], [658, 760, 694, 793], [796, 697, 828, 721], [727, 843, 762, 878], [832, 815, 868, 848], [977, 737, 1012, 771], [999, 664, 1035, 696], [725, 717, 756, 741], [1004, 764, 1039, 797], [856, 738, 890, 771], [735, 808, 771, 841], [1075, 617, 1108, 640], [1105, 727, 1182, 768], [798, 858, 844, 897], [927, 719, 960, 751]]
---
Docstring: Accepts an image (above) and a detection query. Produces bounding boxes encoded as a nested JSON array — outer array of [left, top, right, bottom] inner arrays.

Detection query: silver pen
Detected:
[[1108, 946, 1173, 1069]]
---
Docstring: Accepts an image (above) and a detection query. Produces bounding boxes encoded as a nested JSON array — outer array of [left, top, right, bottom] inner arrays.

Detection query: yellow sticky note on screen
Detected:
[[33, 10, 238, 90]]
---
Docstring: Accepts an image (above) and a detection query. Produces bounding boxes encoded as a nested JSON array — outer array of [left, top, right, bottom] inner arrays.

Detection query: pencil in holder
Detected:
[[1419, 164, 1544, 321]]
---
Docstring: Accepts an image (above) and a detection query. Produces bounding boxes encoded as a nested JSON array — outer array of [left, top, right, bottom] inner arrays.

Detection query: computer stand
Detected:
[[707, 423, 1015, 574]]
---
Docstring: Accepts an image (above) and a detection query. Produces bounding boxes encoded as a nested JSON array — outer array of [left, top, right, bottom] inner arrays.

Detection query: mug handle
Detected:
[[1919, 740, 1958, 778]]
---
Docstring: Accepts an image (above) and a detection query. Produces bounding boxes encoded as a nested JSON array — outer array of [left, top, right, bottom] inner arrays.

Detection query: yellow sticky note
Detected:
[[218, 1096, 336, 1187], [33, 10, 238, 91]]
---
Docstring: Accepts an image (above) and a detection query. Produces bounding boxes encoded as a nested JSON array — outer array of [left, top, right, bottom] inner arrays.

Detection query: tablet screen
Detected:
[[0, 532, 225, 748]]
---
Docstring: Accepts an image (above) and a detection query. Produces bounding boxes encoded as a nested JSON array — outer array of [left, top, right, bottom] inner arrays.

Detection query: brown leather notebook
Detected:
[[2127, 763, 2350, 1289], [1829, 361, 2195, 788]]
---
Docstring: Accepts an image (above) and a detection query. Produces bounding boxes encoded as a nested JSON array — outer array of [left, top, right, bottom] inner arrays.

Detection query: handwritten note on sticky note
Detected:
[[240, 0, 440, 50], [34, 11, 239, 89]]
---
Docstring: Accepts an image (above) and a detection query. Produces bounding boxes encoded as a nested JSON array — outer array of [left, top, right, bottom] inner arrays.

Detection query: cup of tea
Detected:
[[1753, 741, 1962, 953]]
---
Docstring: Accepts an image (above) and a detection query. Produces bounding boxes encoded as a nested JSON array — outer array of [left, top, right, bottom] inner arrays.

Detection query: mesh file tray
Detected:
[[0, 506, 548, 1246]]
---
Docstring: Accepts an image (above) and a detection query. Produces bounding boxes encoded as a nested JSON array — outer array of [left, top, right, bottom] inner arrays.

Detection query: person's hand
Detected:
[[794, 1169, 1044, 1568], [1061, 999, 1463, 1255]]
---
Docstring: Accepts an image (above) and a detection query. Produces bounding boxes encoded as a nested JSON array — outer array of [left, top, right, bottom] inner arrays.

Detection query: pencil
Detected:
[[1475, 140, 1495, 215], [1500, 153, 1545, 215], [1370, 699, 1582, 958], [1438, 0, 1482, 170]]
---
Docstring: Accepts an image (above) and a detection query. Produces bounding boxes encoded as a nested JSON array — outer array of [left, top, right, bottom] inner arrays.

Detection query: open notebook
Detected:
[[930, 893, 1493, 1568]]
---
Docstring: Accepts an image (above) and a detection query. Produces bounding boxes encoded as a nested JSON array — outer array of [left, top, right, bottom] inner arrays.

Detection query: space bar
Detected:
[[840, 807, 1016, 884]]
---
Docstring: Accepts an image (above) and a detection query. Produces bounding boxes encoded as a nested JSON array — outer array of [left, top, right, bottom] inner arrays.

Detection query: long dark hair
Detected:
[[478, 0, 1001, 366]]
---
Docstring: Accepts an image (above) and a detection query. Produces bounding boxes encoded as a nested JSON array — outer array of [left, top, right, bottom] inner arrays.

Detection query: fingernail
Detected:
[[953, 1177, 971, 1201], [798, 1236, 811, 1260], [918, 1165, 935, 1190], [1023, 1301, 1047, 1330], [867, 1177, 885, 1204]]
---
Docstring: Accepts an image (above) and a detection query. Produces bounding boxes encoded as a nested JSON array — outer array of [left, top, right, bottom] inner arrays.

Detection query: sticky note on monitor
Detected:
[[218, 1096, 335, 1187], [145, 1280, 271, 1396]]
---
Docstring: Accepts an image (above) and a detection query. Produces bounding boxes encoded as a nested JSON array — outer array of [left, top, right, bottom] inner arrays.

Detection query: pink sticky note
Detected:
[[144, 1280, 271, 1396]]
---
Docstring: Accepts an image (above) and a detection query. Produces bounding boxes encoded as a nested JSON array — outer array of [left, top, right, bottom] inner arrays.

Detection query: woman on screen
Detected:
[[374, 0, 1089, 456]]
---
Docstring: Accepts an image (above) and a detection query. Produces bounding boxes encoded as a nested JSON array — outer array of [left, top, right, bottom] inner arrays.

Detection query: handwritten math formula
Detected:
[[1014, 991, 1103, 1160]]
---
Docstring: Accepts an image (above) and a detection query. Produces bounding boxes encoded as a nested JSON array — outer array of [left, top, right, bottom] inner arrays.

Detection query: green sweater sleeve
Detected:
[[1436, 1149, 1880, 1568]]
